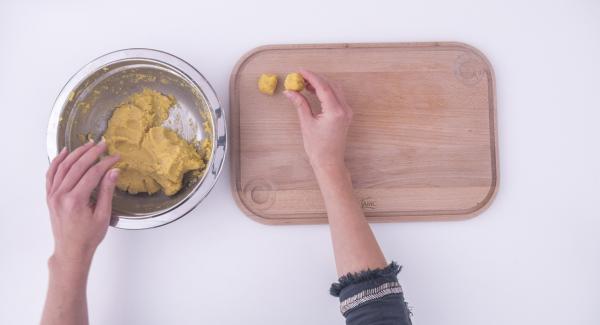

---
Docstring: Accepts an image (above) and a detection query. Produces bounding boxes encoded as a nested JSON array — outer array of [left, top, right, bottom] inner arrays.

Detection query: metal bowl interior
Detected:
[[48, 49, 226, 229]]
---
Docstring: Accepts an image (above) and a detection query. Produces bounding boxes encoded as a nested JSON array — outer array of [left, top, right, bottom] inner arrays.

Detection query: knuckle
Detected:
[[55, 164, 67, 178], [47, 195, 57, 207], [91, 145, 104, 155], [332, 109, 345, 117], [292, 96, 302, 106], [332, 115, 342, 122], [88, 164, 104, 177], [63, 194, 82, 210], [49, 193, 66, 209], [346, 109, 354, 119], [48, 192, 59, 202], [73, 144, 87, 155], [322, 86, 334, 96]]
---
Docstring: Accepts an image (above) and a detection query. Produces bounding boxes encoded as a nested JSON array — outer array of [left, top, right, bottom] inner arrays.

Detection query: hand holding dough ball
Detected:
[[284, 72, 305, 92], [258, 73, 278, 95]]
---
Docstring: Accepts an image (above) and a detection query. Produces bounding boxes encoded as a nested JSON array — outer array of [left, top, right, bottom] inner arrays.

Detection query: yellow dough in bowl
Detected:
[[258, 73, 278, 95], [284, 72, 305, 91], [103, 88, 209, 196]]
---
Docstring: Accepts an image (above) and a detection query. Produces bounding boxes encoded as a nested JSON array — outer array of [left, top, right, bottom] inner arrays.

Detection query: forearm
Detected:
[[318, 165, 412, 324], [314, 164, 387, 276], [41, 254, 92, 325]]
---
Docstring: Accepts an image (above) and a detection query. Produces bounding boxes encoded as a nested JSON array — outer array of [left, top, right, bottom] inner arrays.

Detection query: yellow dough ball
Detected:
[[284, 72, 305, 92], [258, 73, 278, 95]]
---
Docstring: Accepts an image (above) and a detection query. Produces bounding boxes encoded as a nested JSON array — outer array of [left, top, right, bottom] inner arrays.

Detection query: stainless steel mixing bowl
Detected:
[[47, 49, 227, 229]]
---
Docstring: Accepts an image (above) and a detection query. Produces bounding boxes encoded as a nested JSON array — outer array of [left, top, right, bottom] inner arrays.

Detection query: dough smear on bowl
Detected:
[[103, 88, 210, 196]]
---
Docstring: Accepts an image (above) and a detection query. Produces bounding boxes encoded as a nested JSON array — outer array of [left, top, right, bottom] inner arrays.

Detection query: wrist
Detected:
[[47, 253, 92, 295], [310, 158, 347, 175], [312, 161, 351, 184], [49, 250, 93, 275]]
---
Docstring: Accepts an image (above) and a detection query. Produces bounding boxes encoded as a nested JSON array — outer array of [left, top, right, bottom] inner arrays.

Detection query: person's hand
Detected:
[[283, 69, 353, 172], [45, 140, 120, 265]]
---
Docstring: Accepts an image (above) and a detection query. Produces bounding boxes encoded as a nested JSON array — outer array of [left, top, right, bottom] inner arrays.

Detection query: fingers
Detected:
[[50, 141, 96, 194], [57, 141, 109, 194], [330, 81, 353, 118], [298, 68, 340, 110], [94, 168, 120, 221], [46, 147, 68, 195], [284, 91, 314, 128], [71, 155, 120, 199], [330, 81, 350, 109]]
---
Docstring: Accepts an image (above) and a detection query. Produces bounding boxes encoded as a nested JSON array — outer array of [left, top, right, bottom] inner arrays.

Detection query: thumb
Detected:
[[94, 168, 119, 220], [284, 91, 314, 128]]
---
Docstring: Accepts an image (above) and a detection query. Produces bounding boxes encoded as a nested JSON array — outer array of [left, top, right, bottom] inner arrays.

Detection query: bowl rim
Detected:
[[47, 48, 227, 230]]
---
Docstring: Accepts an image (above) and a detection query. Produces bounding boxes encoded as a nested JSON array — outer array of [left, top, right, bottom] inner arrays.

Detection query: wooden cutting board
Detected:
[[230, 42, 498, 225]]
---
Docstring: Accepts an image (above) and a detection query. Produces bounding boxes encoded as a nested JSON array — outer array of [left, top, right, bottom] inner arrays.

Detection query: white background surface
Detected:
[[0, 0, 599, 324]]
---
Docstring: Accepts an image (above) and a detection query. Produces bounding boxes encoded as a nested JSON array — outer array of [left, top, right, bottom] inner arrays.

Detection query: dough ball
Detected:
[[284, 72, 305, 92], [258, 73, 278, 95]]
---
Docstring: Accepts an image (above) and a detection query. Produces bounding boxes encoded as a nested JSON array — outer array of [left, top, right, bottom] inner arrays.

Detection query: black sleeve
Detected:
[[330, 262, 412, 325]]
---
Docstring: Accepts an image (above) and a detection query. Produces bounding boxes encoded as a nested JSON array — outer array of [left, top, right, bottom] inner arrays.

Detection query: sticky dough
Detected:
[[103, 89, 208, 196]]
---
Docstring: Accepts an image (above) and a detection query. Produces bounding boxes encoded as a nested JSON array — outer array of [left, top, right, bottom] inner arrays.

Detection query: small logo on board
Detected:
[[360, 197, 377, 210]]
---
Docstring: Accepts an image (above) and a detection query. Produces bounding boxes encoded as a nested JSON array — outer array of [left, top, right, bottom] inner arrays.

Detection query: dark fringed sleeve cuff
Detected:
[[329, 262, 412, 324]]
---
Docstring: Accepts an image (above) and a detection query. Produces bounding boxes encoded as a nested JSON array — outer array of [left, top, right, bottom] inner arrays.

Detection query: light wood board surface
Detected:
[[230, 42, 498, 225]]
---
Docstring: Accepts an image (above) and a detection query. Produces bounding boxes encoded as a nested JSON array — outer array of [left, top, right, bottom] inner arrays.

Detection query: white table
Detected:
[[1, 1, 598, 324]]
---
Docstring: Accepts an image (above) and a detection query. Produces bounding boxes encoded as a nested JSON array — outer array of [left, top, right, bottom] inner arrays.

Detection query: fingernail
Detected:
[[60, 147, 67, 154], [88, 138, 95, 143], [283, 91, 292, 98], [109, 168, 120, 181]]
